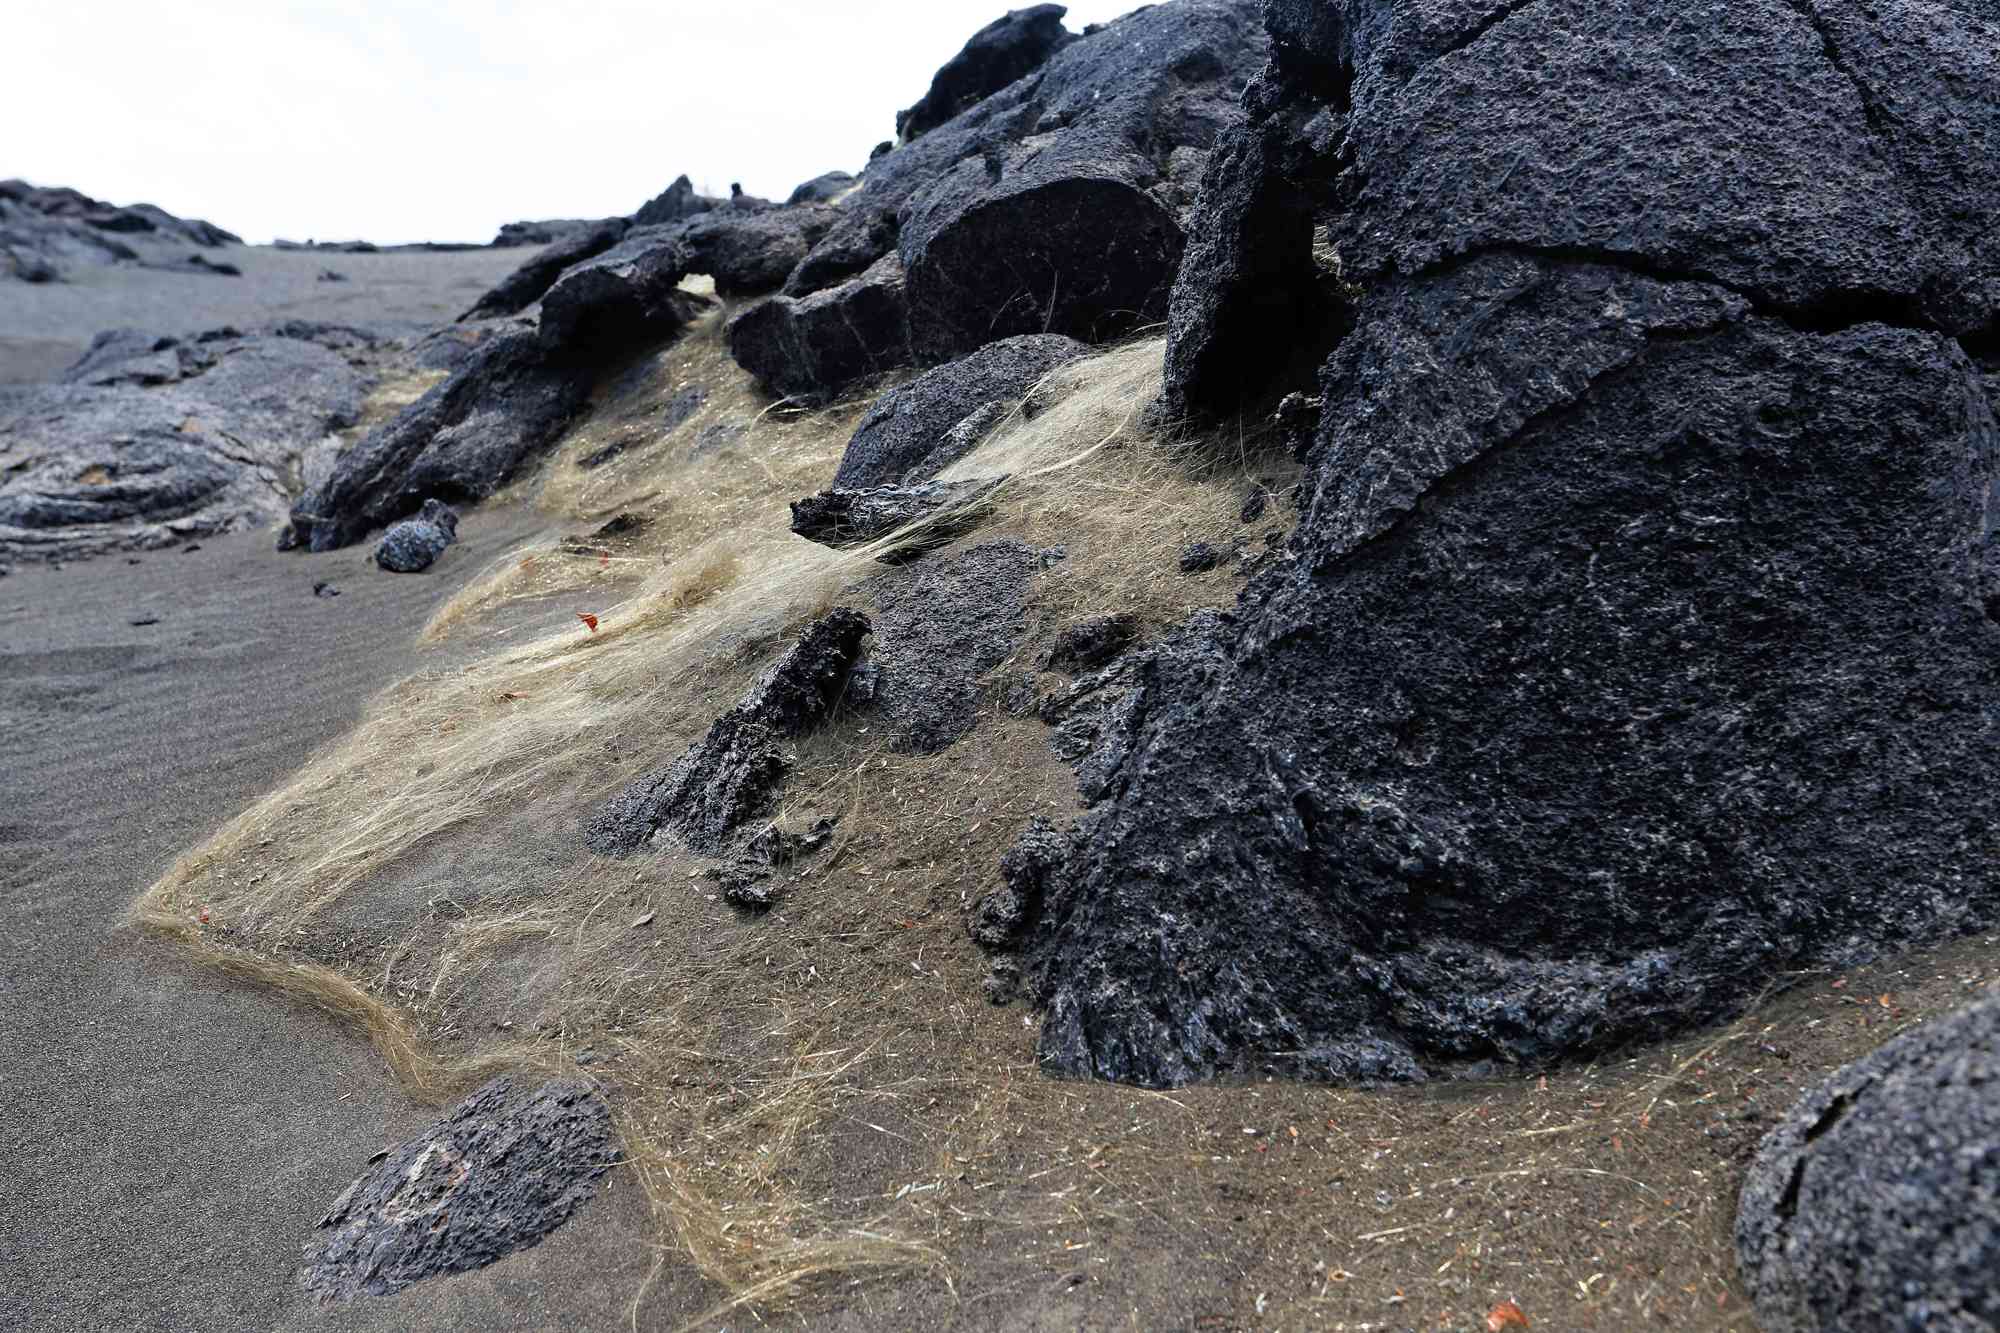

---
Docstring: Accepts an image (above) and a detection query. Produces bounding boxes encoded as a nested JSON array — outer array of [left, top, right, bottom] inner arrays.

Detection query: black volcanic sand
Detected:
[[0, 245, 535, 384], [0, 517, 662, 1333]]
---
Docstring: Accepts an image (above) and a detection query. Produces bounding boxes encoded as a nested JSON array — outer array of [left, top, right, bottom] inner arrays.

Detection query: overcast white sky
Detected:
[[4, 1, 1140, 246]]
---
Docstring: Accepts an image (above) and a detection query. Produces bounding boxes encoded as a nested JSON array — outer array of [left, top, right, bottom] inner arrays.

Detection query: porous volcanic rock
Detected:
[[490, 217, 601, 247], [1736, 992, 2000, 1333], [460, 217, 630, 320], [867, 541, 1052, 753], [373, 498, 460, 573], [833, 333, 1084, 487], [300, 1075, 615, 1302], [535, 229, 708, 354], [680, 206, 837, 298], [283, 329, 596, 552], [586, 609, 872, 855], [1, 333, 369, 563], [896, 5, 1076, 144], [1002, 0, 2000, 1087], [726, 254, 912, 404]]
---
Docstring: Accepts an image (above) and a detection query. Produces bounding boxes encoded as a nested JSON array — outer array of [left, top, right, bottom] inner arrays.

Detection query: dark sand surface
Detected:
[[0, 514, 663, 1332], [0, 245, 534, 384]]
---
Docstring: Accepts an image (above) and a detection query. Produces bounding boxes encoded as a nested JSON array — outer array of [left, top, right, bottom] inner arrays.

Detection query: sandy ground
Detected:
[[0, 245, 533, 383], [0, 514, 675, 1332]]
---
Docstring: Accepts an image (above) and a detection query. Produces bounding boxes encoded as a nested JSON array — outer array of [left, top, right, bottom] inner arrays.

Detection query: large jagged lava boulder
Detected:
[[735, 1, 1263, 400], [535, 229, 706, 354], [1736, 992, 2000, 1332], [995, 0, 2000, 1088], [632, 174, 722, 227], [0, 330, 369, 563], [896, 5, 1076, 143], [726, 255, 912, 405]]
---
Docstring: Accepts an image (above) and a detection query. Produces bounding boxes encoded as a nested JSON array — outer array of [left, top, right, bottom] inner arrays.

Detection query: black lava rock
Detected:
[[1177, 541, 1226, 574], [1736, 992, 2000, 1332], [1013, 0, 2000, 1088], [461, 217, 630, 321], [535, 229, 709, 355], [833, 334, 1085, 487], [283, 330, 597, 552], [789, 478, 999, 556], [1046, 614, 1137, 674], [725, 255, 911, 404], [373, 498, 460, 573], [300, 1076, 615, 1302], [896, 5, 1076, 143], [585, 609, 872, 855]]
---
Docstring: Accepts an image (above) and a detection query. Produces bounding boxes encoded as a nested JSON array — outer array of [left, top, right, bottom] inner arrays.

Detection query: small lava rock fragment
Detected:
[[374, 499, 460, 573], [1046, 615, 1137, 674], [128, 614, 160, 626], [1178, 541, 1226, 574], [313, 581, 341, 598], [299, 1075, 615, 1303], [1239, 485, 1269, 523]]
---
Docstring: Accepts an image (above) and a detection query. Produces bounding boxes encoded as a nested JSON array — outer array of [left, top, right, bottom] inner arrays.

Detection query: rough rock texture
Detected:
[[373, 498, 460, 573], [867, 541, 1052, 753], [833, 334, 1084, 487], [789, 478, 999, 556], [283, 329, 595, 552], [893, 1, 1264, 364], [1046, 614, 1136, 674], [0, 333, 369, 562], [535, 230, 708, 354], [460, 217, 630, 320], [1005, 0, 2000, 1088], [632, 175, 722, 227], [1736, 992, 2000, 1333], [585, 609, 872, 855], [726, 255, 911, 404], [679, 206, 837, 298], [896, 5, 1076, 144], [1, 179, 239, 283], [299, 1076, 614, 1303], [787, 172, 857, 206]]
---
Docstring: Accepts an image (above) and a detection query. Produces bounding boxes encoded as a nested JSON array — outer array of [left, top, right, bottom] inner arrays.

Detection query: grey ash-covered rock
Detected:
[[1, 331, 369, 563], [283, 328, 596, 552], [1045, 614, 1136, 674], [833, 333, 1084, 487], [300, 1075, 615, 1303], [586, 609, 872, 855], [373, 498, 460, 573], [1736, 992, 2000, 1333], [866, 541, 1052, 753], [1, 178, 240, 284], [1001, 0, 2000, 1088], [460, 217, 630, 320], [896, 5, 1076, 144], [789, 478, 998, 556]]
